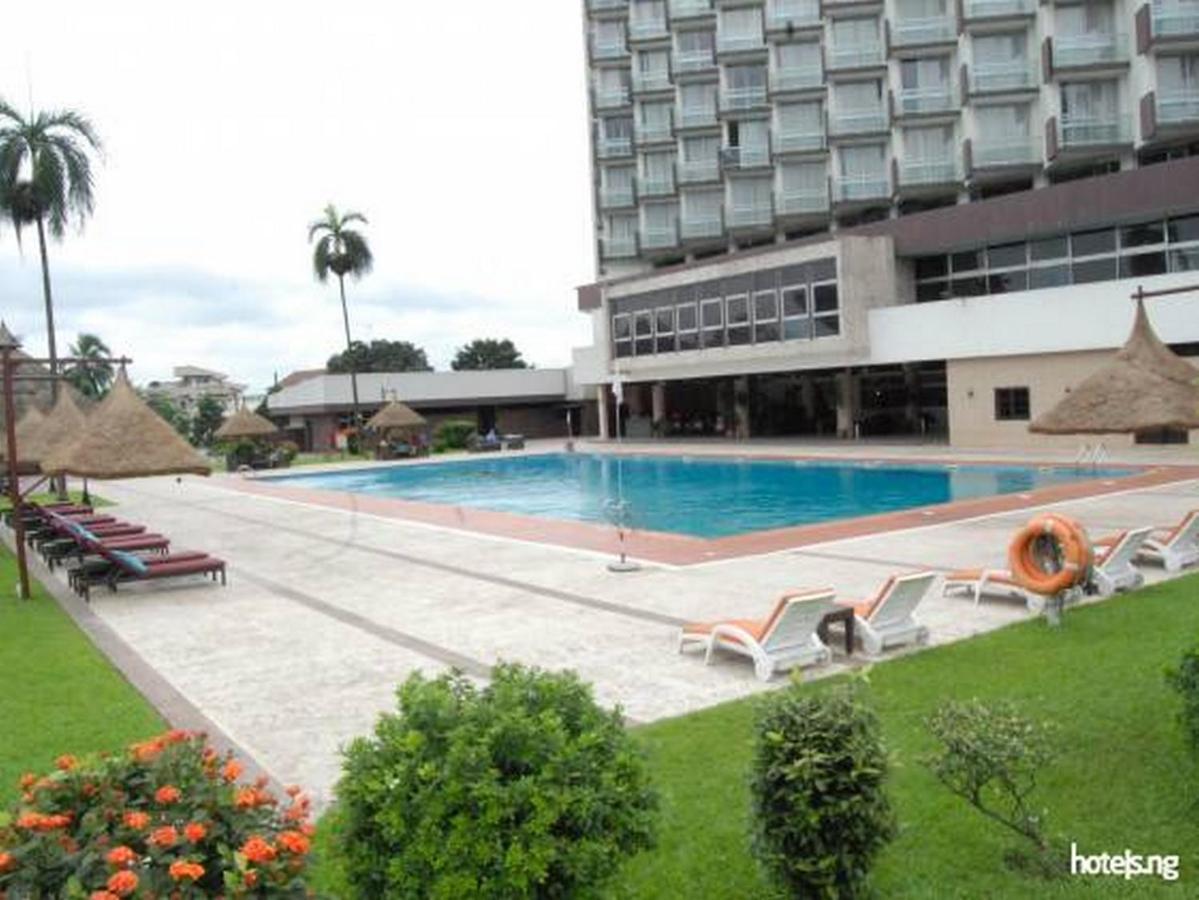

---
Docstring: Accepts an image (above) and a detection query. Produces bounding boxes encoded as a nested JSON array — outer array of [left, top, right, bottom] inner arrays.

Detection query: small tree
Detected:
[[1165, 640, 1199, 754], [327, 338, 431, 374], [64, 332, 114, 399], [924, 700, 1056, 864], [750, 683, 895, 899], [336, 664, 657, 899], [144, 392, 190, 438], [189, 396, 225, 447], [451, 338, 528, 371]]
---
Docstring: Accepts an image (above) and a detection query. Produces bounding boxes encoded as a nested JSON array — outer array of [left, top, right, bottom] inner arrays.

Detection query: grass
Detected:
[[0, 489, 110, 514], [0, 545, 163, 809], [313, 574, 1199, 898]]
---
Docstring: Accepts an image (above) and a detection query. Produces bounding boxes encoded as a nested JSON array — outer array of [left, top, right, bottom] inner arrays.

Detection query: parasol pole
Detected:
[[2, 341, 32, 600]]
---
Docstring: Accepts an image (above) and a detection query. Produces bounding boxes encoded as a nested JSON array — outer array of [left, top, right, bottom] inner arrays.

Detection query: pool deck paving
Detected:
[[35, 439, 1199, 808]]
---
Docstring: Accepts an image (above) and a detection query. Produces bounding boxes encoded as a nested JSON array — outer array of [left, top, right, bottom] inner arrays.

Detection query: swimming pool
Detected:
[[270, 453, 1133, 539]]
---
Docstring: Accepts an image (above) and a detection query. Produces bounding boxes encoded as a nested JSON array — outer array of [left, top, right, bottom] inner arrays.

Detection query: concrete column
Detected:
[[835, 369, 859, 439], [903, 364, 921, 434], [799, 376, 816, 422], [734, 375, 751, 440], [651, 381, 667, 438], [597, 385, 610, 440]]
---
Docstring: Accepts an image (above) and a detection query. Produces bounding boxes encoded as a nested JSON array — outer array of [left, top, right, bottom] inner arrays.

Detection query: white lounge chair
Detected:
[[678, 588, 836, 681], [943, 568, 1043, 611], [1124, 511, 1199, 573], [836, 572, 936, 656], [1090, 527, 1152, 596]]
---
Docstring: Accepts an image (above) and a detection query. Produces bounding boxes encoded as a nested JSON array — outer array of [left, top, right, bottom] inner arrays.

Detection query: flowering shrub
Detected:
[[0, 730, 314, 898]]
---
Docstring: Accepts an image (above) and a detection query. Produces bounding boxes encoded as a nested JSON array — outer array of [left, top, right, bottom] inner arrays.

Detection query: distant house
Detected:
[[145, 366, 245, 415]]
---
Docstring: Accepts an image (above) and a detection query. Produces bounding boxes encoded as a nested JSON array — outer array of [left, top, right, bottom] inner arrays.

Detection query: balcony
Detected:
[[629, 17, 669, 42], [771, 65, 824, 92], [638, 174, 677, 197], [775, 130, 827, 153], [828, 107, 888, 136], [1051, 33, 1128, 70], [716, 33, 766, 55], [673, 50, 716, 74], [833, 173, 890, 203], [678, 105, 719, 127], [1151, 3, 1199, 39], [719, 85, 769, 112], [899, 158, 959, 185], [678, 158, 721, 182], [970, 61, 1037, 93], [632, 70, 672, 93], [727, 202, 774, 229], [1157, 89, 1199, 124], [597, 136, 634, 158], [721, 145, 772, 169], [595, 86, 631, 109], [589, 0, 628, 11], [895, 85, 956, 115], [891, 18, 957, 47], [962, 0, 1034, 21], [602, 234, 638, 259], [635, 120, 674, 143], [827, 43, 885, 71], [641, 223, 680, 249], [669, 0, 713, 19], [777, 188, 829, 215], [592, 40, 629, 61], [680, 213, 725, 239], [766, 0, 821, 30], [972, 139, 1040, 167], [600, 185, 636, 208], [1059, 116, 1131, 147]]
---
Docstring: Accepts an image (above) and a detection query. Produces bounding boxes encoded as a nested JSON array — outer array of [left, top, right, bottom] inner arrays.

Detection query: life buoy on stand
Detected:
[[1008, 513, 1093, 621]]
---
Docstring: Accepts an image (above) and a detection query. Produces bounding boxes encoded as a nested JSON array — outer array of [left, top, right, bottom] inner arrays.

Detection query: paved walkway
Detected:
[[50, 440, 1199, 808]]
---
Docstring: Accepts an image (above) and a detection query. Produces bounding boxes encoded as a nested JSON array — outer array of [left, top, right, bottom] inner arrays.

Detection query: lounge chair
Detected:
[[835, 572, 936, 655], [678, 588, 836, 681], [467, 434, 502, 453], [69, 550, 211, 595], [1109, 511, 1199, 573], [943, 568, 1044, 611], [503, 434, 526, 450], [1089, 527, 1152, 595], [46, 519, 170, 570], [83, 547, 226, 602]]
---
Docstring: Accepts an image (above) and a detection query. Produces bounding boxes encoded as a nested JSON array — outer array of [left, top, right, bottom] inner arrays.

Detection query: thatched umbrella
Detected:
[[40, 372, 211, 478], [1030, 299, 1199, 435], [22, 389, 89, 465], [366, 400, 426, 433], [215, 407, 278, 441], [0, 406, 46, 469]]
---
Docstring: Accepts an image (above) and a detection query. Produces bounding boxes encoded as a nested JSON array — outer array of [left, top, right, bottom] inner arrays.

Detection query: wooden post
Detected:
[[2, 348, 32, 600]]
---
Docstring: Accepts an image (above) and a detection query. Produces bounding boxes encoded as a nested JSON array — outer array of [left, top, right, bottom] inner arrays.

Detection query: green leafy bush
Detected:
[[275, 440, 300, 464], [925, 699, 1056, 861], [1165, 641, 1199, 754], [336, 663, 658, 899], [432, 419, 476, 452], [0, 729, 314, 898], [750, 684, 895, 899]]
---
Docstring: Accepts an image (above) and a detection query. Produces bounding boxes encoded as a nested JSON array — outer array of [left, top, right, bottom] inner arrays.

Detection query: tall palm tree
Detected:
[[65, 332, 113, 399], [308, 204, 372, 431], [0, 100, 102, 396]]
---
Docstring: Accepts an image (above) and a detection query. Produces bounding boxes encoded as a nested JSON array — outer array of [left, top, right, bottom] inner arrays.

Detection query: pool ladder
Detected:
[[1074, 442, 1108, 471]]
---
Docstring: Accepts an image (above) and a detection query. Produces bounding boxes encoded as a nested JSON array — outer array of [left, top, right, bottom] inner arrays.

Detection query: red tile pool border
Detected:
[[220, 454, 1199, 566]]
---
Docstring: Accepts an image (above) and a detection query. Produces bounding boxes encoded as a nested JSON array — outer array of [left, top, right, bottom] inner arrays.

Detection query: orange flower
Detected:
[[168, 860, 205, 882], [184, 821, 207, 843], [55, 754, 77, 771], [18, 773, 35, 790], [277, 830, 311, 856], [123, 811, 150, 830], [15, 812, 71, 832], [149, 825, 178, 848], [90, 892, 120, 900], [163, 728, 192, 744], [240, 836, 277, 864], [129, 738, 165, 762], [0, 852, 15, 873], [234, 787, 270, 809], [106, 846, 137, 869], [285, 784, 302, 798], [154, 784, 181, 805], [106, 869, 139, 897]]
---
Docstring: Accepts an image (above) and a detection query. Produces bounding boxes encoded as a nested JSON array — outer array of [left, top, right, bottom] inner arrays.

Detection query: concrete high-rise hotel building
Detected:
[[572, 0, 1199, 447]]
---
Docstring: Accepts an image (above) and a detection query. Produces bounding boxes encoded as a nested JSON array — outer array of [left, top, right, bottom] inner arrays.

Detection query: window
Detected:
[[753, 290, 780, 342], [994, 387, 1030, 421], [612, 313, 632, 358], [812, 282, 840, 337], [655, 306, 675, 353], [634, 311, 655, 355], [701, 296, 725, 347], [726, 294, 751, 345], [677, 302, 699, 350], [781, 284, 809, 339], [1070, 227, 1116, 257]]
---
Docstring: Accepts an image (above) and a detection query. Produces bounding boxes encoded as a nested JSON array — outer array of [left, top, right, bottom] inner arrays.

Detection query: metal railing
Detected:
[[897, 86, 955, 114], [720, 85, 768, 111], [1052, 33, 1127, 67], [721, 145, 772, 168], [638, 175, 677, 196], [828, 108, 887, 134], [777, 189, 829, 214], [1152, 4, 1199, 37], [600, 186, 636, 208], [670, 0, 712, 17], [673, 50, 715, 73], [727, 203, 774, 228], [602, 235, 638, 258], [680, 215, 724, 238], [678, 104, 719, 127], [632, 70, 672, 92], [900, 158, 959, 184], [641, 224, 680, 249], [595, 87, 630, 109], [833, 173, 889, 201], [629, 17, 669, 40], [766, 0, 820, 28], [892, 17, 956, 45], [771, 65, 824, 91], [827, 43, 885, 69], [589, 0, 628, 10], [963, 0, 1033, 18], [1059, 116, 1130, 146], [717, 33, 765, 53], [973, 140, 1040, 166], [597, 136, 634, 158], [678, 159, 721, 182], [774, 130, 826, 152], [1157, 90, 1199, 124], [635, 121, 674, 142], [592, 41, 628, 60], [971, 60, 1036, 92]]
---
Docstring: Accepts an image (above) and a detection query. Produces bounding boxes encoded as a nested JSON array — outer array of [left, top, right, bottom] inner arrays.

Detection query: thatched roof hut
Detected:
[[40, 372, 211, 478], [214, 407, 278, 441], [366, 400, 426, 432], [22, 389, 89, 465], [0, 407, 46, 469], [1030, 299, 1199, 435]]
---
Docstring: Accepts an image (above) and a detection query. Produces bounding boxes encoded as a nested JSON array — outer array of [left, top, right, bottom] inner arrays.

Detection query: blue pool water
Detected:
[[270, 453, 1133, 539]]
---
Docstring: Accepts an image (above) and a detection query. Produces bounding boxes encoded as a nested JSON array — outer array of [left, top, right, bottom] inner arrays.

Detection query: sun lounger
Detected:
[[678, 588, 836, 681], [835, 572, 936, 655], [1089, 527, 1152, 595], [1103, 511, 1199, 573], [467, 434, 502, 453], [45, 519, 171, 570], [943, 568, 1043, 611], [68, 550, 210, 594], [81, 548, 226, 602]]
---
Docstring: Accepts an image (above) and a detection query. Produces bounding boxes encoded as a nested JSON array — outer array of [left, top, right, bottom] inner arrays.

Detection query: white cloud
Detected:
[[0, 0, 597, 389]]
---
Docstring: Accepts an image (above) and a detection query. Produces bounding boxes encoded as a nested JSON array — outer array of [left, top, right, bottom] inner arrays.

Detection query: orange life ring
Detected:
[[1008, 513, 1093, 596]]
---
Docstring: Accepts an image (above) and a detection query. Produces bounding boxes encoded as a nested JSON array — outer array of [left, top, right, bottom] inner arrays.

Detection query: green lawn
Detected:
[[0, 546, 163, 809], [0, 489, 110, 514], [314, 574, 1199, 898]]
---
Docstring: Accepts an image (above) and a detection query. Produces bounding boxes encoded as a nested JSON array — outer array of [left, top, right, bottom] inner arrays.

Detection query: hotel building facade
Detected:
[[574, 0, 1199, 447]]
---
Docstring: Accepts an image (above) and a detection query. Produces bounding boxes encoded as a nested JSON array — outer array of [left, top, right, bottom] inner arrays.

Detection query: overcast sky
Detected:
[[0, 1, 596, 392]]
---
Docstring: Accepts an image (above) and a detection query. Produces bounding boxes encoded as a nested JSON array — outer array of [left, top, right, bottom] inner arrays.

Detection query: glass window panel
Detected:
[[1170, 247, 1199, 271], [1072, 257, 1117, 283], [677, 303, 698, 331], [813, 316, 840, 337], [677, 332, 700, 351], [1120, 222, 1165, 249], [1029, 264, 1070, 288], [702, 300, 724, 327], [1071, 228, 1116, 257], [727, 325, 752, 345], [988, 270, 1028, 293], [1168, 213, 1199, 243], [916, 280, 950, 302], [809, 258, 837, 281], [656, 307, 675, 333], [951, 250, 982, 273], [753, 290, 779, 321], [1119, 251, 1167, 277], [612, 316, 631, 340], [987, 242, 1027, 269], [915, 256, 948, 279], [950, 276, 987, 296], [726, 295, 749, 324], [813, 283, 839, 312], [1030, 236, 1068, 261], [783, 318, 811, 340], [754, 321, 780, 342], [634, 311, 654, 335], [782, 286, 808, 317]]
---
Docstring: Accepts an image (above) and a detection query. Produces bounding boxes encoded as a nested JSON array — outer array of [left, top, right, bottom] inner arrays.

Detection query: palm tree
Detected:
[[65, 332, 114, 399], [308, 204, 372, 431], [0, 100, 102, 395]]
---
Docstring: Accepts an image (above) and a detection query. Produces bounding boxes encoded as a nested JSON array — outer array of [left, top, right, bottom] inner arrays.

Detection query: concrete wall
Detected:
[[946, 350, 1199, 449]]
